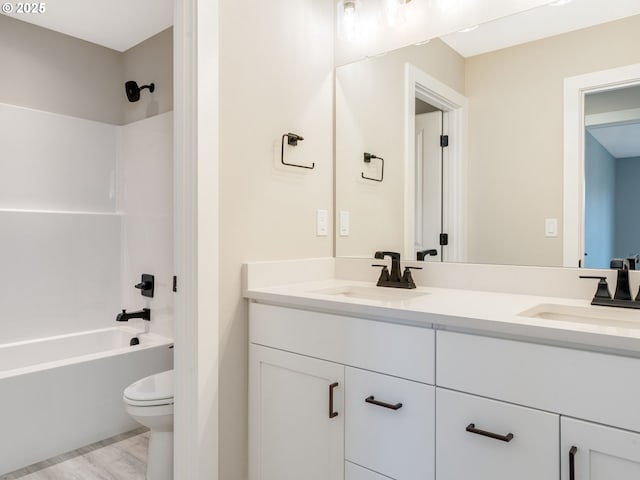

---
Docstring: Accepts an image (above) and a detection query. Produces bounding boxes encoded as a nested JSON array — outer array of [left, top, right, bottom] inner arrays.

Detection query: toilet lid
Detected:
[[124, 369, 174, 404]]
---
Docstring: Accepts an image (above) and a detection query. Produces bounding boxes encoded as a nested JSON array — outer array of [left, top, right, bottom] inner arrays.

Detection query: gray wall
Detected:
[[0, 15, 172, 125], [122, 28, 173, 125]]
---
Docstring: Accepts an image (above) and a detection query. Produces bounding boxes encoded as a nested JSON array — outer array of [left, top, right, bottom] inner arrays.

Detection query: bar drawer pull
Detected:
[[569, 446, 577, 480], [329, 382, 339, 419], [365, 395, 403, 410], [466, 423, 514, 443]]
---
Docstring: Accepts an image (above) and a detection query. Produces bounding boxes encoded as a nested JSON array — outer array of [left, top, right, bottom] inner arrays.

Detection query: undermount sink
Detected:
[[519, 303, 640, 327], [312, 285, 429, 302]]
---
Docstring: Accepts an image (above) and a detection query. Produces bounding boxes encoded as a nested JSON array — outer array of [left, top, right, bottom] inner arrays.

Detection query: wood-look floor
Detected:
[[2, 428, 149, 480]]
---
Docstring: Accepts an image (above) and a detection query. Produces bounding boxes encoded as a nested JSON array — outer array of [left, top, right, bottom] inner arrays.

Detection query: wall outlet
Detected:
[[339, 210, 350, 236], [317, 209, 328, 236]]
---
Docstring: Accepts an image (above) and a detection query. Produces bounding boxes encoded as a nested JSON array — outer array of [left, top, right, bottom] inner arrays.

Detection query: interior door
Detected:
[[415, 111, 443, 262]]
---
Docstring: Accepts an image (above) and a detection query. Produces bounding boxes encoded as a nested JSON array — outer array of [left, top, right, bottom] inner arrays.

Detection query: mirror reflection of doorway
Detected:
[[414, 100, 444, 262], [583, 84, 640, 269]]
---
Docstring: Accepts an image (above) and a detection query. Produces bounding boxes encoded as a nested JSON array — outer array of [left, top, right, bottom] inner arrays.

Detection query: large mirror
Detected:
[[335, 0, 640, 268]]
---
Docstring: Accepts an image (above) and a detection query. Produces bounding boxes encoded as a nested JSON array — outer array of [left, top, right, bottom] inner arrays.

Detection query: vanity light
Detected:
[[337, 0, 362, 41], [384, 0, 412, 28]]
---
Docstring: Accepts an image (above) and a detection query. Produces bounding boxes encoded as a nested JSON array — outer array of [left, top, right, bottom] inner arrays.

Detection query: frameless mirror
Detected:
[[335, 0, 640, 268]]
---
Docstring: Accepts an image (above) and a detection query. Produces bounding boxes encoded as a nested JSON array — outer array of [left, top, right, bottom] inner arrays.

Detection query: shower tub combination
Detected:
[[0, 326, 173, 475]]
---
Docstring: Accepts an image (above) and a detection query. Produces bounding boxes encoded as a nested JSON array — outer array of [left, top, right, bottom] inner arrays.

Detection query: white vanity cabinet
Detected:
[[437, 330, 640, 480], [249, 303, 436, 480], [561, 418, 640, 479], [249, 300, 640, 480]]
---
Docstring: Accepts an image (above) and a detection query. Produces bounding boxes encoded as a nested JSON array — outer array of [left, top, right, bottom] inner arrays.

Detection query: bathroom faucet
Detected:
[[373, 251, 422, 289], [116, 308, 151, 322], [580, 258, 640, 309]]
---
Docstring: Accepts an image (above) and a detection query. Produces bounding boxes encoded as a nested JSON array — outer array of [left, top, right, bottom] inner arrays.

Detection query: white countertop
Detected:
[[245, 277, 640, 355]]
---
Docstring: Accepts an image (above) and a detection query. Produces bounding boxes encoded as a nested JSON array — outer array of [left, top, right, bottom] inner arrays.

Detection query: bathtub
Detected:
[[0, 326, 173, 475]]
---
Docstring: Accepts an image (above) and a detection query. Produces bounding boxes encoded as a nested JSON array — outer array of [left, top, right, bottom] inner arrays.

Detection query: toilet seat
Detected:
[[124, 369, 174, 407]]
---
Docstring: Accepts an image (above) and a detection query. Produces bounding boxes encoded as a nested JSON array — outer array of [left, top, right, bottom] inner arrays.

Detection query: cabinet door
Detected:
[[249, 345, 345, 480], [436, 388, 559, 480], [561, 417, 640, 479]]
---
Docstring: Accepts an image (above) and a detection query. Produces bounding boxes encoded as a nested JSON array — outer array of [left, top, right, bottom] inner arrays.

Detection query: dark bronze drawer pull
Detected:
[[569, 446, 577, 480], [466, 423, 514, 442], [365, 395, 403, 410], [329, 382, 339, 419]]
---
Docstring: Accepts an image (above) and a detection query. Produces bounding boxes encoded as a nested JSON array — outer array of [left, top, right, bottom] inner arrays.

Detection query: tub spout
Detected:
[[116, 308, 151, 322]]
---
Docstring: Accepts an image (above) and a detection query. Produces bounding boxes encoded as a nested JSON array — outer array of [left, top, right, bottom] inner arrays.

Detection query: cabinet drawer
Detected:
[[437, 331, 640, 432], [346, 461, 392, 480], [250, 303, 434, 383], [436, 388, 558, 480], [345, 367, 434, 480]]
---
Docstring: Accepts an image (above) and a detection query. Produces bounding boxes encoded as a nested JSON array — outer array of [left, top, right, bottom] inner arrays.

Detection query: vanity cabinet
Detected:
[[249, 303, 435, 480], [561, 417, 640, 479], [249, 302, 640, 480]]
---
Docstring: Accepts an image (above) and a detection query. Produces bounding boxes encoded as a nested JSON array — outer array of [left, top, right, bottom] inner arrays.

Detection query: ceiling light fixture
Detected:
[[337, 0, 362, 41], [548, 0, 572, 6]]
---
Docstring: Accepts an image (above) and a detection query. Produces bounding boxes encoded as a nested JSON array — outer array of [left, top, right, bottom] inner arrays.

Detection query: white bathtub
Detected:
[[0, 326, 173, 475]]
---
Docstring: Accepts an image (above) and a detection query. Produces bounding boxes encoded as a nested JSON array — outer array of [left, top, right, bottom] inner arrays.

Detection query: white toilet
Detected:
[[123, 369, 174, 480]]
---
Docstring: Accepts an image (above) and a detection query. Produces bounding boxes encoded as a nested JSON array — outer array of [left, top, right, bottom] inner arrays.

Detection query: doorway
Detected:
[[404, 64, 468, 263], [414, 105, 445, 262], [563, 63, 640, 267]]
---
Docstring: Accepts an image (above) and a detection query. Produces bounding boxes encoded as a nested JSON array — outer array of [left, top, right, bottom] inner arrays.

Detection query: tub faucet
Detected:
[[116, 308, 151, 322]]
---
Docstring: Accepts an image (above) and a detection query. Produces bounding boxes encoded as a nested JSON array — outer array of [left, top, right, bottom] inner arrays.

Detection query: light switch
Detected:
[[317, 209, 328, 236], [339, 211, 350, 236], [545, 218, 558, 237]]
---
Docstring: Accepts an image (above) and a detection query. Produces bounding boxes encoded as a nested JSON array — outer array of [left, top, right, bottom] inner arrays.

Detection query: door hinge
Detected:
[[440, 135, 449, 148], [172, 275, 177, 293], [440, 233, 449, 246]]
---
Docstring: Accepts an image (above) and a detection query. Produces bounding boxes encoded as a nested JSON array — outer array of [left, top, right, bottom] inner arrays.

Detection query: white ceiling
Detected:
[[440, 0, 640, 58], [5, 0, 173, 52]]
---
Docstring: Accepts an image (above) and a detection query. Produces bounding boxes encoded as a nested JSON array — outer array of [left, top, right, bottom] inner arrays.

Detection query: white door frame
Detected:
[[174, 0, 220, 478], [404, 64, 467, 262], [563, 63, 640, 267]]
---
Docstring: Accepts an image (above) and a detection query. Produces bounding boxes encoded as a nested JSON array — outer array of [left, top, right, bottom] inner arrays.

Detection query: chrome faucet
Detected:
[[116, 308, 151, 322], [372, 251, 422, 289]]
